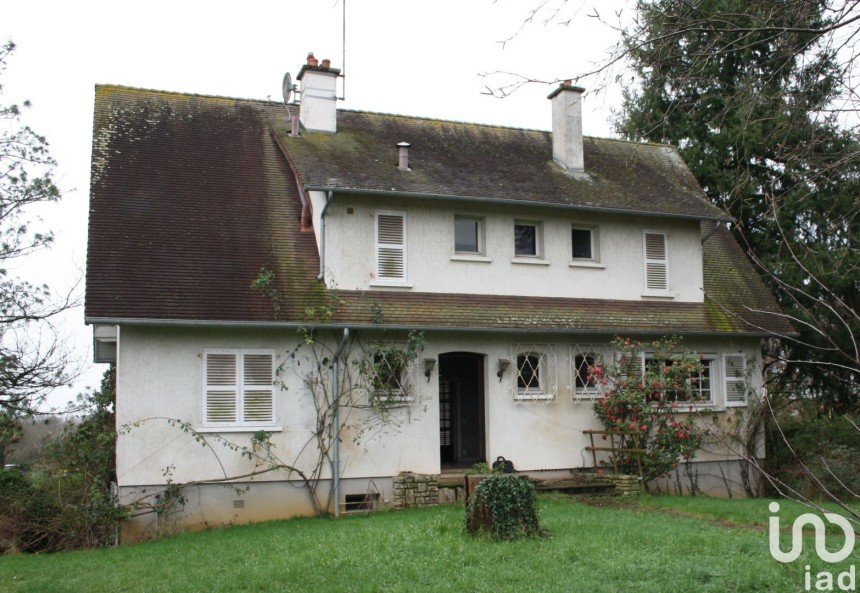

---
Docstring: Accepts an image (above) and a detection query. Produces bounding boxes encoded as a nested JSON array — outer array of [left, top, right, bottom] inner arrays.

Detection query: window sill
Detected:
[[665, 403, 715, 413], [451, 253, 492, 263], [641, 292, 674, 299], [511, 257, 550, 266], [370, 281, 413, 288], [197, 425, 283, 433], [569, 261, 605, 269], [570, 389, 603, 399], [514, 391, 553, 401]]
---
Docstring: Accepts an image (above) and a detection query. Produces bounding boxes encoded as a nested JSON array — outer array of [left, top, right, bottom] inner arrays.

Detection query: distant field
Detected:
[[1, 495, 855, 593]]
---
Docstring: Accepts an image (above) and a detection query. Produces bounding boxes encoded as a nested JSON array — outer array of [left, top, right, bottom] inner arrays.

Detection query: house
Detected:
[[86, 55, 793, 537]]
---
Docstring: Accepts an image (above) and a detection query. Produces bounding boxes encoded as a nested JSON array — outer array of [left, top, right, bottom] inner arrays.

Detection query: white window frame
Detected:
[[373, 210, 408, 285], [513, 220, 543, 259], [642, 229, 670, 295], [722, 353, 749, 408], [568, 344, 607, 400], [570, 225, 599, 262], [516, 351, 544, 399], [200, 349, 281, 432], [641, 352, 715, 409], [453, 215, 484, 256]]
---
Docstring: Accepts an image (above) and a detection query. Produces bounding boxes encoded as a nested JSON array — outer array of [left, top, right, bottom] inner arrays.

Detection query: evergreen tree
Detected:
[[618, 0, 859, 411]]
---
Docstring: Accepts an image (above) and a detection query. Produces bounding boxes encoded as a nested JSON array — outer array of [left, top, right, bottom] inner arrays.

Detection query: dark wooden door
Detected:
[[439, 353, 485, 467]]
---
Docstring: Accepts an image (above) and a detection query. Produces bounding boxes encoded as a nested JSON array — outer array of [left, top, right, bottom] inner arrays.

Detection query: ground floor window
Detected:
[[644, 355, 714, 404]]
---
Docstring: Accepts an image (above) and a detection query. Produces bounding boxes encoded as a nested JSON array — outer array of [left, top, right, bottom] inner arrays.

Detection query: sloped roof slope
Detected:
[[275, 110, 727, 221], [86, 86, 792, 337]]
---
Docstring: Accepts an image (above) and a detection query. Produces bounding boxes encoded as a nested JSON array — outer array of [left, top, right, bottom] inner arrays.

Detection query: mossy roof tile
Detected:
[[86, 86, 793, 337]]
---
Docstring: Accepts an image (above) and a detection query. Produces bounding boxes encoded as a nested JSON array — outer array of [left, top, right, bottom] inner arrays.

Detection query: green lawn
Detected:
[[1, 496, 855, 593], [615, 494, 860, 533]]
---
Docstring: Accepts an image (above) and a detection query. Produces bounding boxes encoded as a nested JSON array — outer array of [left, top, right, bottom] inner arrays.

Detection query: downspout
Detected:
[[331, 327, 350, 517], [317, 190, 334, 281]]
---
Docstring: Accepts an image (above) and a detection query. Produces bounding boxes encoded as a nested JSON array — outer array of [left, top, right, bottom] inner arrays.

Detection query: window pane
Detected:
[[574, 354, 597, 389], [571, 228, 592, 259], [454, 219, 479, 253], [515, 224, 537, 256], [517, 354, 541, 390]]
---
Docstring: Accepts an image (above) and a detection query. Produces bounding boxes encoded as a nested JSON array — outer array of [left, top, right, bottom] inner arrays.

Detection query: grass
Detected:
[[608, 494, 860, 532], [1, 495, 855, 593]]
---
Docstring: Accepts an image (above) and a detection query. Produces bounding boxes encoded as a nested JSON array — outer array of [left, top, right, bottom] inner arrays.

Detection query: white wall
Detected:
[[319, 195, 705, 301], [116, 327, 761, 489]]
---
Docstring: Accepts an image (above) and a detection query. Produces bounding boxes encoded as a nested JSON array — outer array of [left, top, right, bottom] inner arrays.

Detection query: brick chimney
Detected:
[[297, 52, 340, 133], [548, 80, 585, 172]]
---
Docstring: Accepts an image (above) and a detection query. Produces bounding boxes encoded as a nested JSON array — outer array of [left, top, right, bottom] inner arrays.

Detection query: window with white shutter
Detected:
[[723, 354, 748, 407], [375, 211, 407, 282], [643, 230, 669, 293], [203, 350, 278, 429]]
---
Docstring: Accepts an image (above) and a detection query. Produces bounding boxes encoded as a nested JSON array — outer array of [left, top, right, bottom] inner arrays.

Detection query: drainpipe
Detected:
[[317, 191, 334, 281], [331, 327, 350, 517]]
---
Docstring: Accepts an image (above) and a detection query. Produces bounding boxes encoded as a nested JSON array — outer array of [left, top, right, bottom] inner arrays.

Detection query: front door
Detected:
[[439, 353, 485, 467]]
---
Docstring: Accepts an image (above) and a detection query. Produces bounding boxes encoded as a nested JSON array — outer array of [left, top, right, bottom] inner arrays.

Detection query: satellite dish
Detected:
[[282, 72, 293, 104]]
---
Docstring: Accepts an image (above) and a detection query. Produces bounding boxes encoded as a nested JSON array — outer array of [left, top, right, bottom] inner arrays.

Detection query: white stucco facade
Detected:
[[311, 192, 705, 302], [115, 324, 762, 535]]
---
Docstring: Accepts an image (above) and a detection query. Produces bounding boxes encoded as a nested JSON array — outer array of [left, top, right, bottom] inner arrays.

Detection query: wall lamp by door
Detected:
[[423, 358, 436, 382], [497, 359, 511, 382]]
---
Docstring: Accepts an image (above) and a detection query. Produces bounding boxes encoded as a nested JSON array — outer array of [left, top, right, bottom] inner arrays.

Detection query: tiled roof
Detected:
[[86, 85, 793, 337], [275, 110, 728, 221]]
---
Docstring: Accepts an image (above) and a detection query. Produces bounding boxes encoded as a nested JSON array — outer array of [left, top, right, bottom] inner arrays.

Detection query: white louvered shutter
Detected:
[[205, 353, 238, 423], [643, 231, 669, 292], [723, 354, 748, 406], [376, 213, 406, 281], [243, 353, 274, 423]]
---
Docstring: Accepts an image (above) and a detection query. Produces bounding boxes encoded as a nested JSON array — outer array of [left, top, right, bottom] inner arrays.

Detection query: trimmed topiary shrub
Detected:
[[465, 475, 541, 540]]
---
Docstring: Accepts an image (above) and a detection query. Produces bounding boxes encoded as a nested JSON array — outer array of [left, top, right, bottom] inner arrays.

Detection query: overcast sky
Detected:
[[2, 0, 631, 408]]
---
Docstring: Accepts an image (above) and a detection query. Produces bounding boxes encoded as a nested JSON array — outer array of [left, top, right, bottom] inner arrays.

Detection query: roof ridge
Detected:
[[94, 83, 283, 106], [336, 107, 676, 148], [95, 84, 675, 149]]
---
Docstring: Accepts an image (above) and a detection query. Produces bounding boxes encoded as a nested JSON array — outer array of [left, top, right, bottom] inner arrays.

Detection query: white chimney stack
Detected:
[[297, 52, 340, 133], [548, 80, 585, 172]]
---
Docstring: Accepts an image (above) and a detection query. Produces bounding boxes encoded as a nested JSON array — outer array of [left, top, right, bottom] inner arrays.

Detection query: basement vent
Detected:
[[344, 493, 380, 513], [233, 499, 245, 509]]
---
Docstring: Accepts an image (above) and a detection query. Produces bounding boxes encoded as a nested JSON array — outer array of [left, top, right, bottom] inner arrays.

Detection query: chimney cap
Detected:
[[547, 81, 586, 100], [297, 54, 341, 80], [397, 141, 412, 148]]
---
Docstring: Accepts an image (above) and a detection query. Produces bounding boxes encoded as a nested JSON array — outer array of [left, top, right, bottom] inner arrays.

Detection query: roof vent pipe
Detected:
[[397, 142, 411, 171]]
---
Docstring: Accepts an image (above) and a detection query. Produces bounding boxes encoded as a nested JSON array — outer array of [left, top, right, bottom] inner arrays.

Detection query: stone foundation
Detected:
[[579, 472, 643, 496], [392, 472, 439, 508]]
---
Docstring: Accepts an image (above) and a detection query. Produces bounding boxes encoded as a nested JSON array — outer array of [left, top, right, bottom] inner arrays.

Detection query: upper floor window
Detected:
[[454, 216, 483, 254], [643, 230, 669, 293], [571, 225, 600, 262], [375, 211, 407, 282], [203, 350, 278, 430], [514, 221, 541, 257]]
